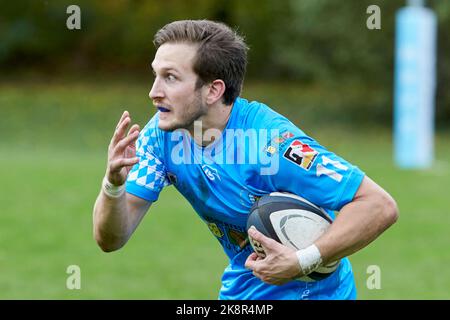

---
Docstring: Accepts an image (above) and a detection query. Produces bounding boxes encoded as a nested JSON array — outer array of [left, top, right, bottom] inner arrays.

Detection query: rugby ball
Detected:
[[246, 192, 340, 282]]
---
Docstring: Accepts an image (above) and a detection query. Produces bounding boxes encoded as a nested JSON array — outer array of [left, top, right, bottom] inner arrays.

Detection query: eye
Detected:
[[166, 74, 177, 82]]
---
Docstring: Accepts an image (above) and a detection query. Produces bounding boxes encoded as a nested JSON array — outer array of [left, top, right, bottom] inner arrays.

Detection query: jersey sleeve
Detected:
[[126, 116, 170, 202], [258, 123, 365, 211]]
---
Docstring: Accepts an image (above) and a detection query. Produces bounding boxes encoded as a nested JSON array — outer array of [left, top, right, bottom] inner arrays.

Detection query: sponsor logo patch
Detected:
[[204, 216, 253, 254], [239, 190, 259, 206], [207, 222, 224, 238], [282, 131, 294, 139], [202, 165, 221, 181], [263, 132, 293, 156], [227, 229, 249, 249], [283, 140, 318, 170], [272, 136, 285, 144], [265, 145, 277, 155]]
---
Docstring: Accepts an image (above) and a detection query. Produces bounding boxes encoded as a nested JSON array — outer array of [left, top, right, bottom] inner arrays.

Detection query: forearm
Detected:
[[93, 189, 132, 251], [315, 192, 398, 265], [93, 111, 142, 251]]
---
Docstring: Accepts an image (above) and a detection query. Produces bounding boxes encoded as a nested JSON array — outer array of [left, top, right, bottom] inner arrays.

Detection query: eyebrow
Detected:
[[150, 63, 180, 74]]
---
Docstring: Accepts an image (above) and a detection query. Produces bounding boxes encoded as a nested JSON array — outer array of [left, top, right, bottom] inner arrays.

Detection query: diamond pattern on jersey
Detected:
[[127, 130, 169, 191]]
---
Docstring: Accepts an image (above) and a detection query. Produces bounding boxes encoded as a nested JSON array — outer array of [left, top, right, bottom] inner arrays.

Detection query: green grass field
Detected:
[[1, 79, 449, 299]]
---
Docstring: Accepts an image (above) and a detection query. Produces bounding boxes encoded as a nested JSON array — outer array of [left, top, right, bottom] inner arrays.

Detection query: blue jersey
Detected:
[[126, 97, 364, 300]]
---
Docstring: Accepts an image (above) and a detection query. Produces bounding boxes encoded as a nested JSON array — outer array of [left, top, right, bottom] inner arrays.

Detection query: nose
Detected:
[[149, 78, 164, 100]]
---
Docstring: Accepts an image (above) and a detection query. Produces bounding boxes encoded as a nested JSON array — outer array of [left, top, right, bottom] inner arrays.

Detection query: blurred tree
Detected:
[[0, 0, 448, 125]]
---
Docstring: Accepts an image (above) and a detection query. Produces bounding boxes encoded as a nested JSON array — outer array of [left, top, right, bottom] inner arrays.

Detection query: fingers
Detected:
[[116, 110, 129, 130], [248, 226, 279, 252], [246, 228, 299, 286], [248, 252, 259, 260], [111, 111, 132, 146], [109, 157, 140, 173], [121, 123, 140, 151], [128, 123, 140, 136], [246, 248, 285, 285], [109, 110, 140, 154], [112, 129, 140, 157], [106, 112, 141, 181], [122, 124, 140, 157]]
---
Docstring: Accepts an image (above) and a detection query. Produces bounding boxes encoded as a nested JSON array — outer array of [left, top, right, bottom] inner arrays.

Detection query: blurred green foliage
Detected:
[[0, 0, 449, 124]]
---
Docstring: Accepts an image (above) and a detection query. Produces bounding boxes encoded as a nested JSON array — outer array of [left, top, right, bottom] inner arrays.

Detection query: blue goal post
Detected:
[[394, 0, 437, 169]]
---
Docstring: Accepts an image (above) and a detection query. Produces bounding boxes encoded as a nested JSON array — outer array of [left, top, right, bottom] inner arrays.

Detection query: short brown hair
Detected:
[[153, 20, 248, 105]]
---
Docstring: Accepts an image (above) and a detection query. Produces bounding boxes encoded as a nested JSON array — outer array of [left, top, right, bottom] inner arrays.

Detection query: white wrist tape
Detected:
[[102, 177, 125, 198], [296, 244, 323, 275]]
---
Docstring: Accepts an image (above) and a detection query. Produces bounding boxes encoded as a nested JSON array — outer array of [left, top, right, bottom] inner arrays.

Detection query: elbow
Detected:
[[97, 241, 122, 253], [94, 231, 126, 253], [381, 194, 399, 228], [96, 238, 124, 253]]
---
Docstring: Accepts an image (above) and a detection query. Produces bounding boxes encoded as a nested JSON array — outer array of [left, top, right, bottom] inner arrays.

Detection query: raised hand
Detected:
[[106, 111, 140, 186]]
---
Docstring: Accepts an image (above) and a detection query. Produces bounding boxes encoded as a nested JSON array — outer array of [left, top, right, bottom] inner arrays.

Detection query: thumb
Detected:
[[244, 252, 259, 270], [248, 226, 279, 252]]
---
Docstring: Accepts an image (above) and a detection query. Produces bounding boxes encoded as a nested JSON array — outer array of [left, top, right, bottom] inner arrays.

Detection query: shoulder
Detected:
[[140, 113, 160, 136], [234, 97, 297, 131], [236, 98, 305, 136], [136, 113, 166, 156]]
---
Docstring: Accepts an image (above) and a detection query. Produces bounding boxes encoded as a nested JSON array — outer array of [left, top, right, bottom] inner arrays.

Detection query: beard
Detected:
[[158, 90, 207, 132]]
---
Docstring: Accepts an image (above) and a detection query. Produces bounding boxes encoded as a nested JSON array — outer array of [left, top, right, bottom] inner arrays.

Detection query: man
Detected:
[[93, 20, 399, 300]]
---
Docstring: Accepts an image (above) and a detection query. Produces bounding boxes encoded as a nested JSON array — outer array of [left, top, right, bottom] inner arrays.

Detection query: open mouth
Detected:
[[157, 106, 170, 113]]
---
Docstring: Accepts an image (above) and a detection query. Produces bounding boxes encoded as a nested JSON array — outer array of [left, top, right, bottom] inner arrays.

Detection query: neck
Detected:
[[189, 101, 233, 147]]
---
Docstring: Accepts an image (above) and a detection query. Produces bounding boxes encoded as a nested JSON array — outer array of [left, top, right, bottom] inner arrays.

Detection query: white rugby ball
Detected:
[[246, 192, 340, 282]]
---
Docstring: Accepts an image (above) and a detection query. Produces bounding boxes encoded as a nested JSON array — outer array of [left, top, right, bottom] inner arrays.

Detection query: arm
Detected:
[[93, 190, 151, 252], [314, 176, 399, 265], [245, 176, 399, 285], [92, 111, 151, 252]]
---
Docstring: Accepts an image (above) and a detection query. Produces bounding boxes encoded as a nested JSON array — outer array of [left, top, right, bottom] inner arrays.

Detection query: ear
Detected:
[[205, 79, 226, 105]]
